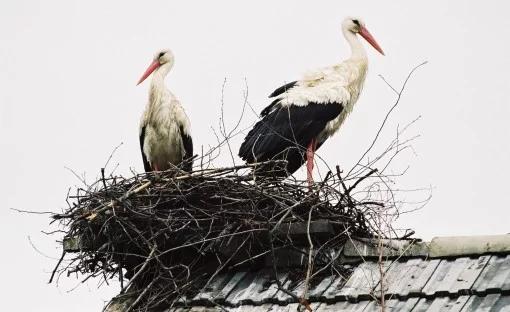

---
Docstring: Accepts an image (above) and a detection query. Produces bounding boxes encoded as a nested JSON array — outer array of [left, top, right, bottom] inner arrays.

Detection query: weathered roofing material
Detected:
[[377, 258, 440, 298], [165, 234, 510, 311]]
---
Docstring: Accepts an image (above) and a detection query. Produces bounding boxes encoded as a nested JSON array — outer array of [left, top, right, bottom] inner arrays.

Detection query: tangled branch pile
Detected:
[[51, 160, 389, 311]]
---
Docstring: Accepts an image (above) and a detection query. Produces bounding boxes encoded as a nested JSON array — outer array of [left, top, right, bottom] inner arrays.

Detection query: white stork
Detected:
[[238, 17, 384, 185], [137, 49, 193, 172]]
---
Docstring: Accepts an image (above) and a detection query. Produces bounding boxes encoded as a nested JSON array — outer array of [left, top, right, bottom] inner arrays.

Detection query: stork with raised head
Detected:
[[238, 17, 384, 185], [137, 49, 193, 172]]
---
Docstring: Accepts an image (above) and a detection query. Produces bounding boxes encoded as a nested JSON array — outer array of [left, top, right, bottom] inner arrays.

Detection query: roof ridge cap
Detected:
[[342, 234, 510, 259], [429, 234, 510, 257]]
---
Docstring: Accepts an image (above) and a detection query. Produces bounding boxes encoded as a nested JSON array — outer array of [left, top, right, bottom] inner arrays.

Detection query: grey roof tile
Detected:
[[315, 301, 370, 311], [461, 294, 510, 312], [192, 271, 247, 304], [308, 275, 337, 301], [273, 278, 301, 304], [328, 261, 386, 301], [229, 303, 320, 312], [472, 255, 510, 294], [412, 296, 470, 312], [363, 298, 420, 311], [376, 258, 440, 298], [187, 307, 220, 312], [422, 256, 491, 296], [229, 304, 275, 311], [273, 303, 320, 312], [274, 274, 336, 304], [226, 270, 288, 306], [319, 274, 348, 302]]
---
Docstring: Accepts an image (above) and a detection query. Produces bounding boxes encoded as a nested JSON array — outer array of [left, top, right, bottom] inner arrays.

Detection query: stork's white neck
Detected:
[[148, 63, 173, 102], [343, 29, 367, 60], [149, 63, 172, 89]]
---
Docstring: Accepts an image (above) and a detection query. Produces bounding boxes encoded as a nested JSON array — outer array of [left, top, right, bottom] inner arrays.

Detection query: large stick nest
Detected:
[[51, 161, 386, 311]]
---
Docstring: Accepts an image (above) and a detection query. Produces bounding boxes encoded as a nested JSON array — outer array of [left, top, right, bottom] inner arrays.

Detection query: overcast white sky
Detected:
[[2, 1, 510, 311]]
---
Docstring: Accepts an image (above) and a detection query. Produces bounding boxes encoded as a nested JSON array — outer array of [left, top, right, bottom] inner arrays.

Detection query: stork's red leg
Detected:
[[153, 164, 159, 172], [306, 138, 317, 187]]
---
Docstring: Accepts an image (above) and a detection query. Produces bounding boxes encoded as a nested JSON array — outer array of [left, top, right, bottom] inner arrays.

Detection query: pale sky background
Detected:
[[1, 1, 510, 311]]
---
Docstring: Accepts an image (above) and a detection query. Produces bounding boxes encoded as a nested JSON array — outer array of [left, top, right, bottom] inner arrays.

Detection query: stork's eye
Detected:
[[352, 19, 360, 26], [158, 52, 165, 58]]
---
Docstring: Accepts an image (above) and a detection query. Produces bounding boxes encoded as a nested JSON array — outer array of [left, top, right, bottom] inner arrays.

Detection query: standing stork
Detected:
[[137, 49, 193, 172], [238, 17, 384, 185]]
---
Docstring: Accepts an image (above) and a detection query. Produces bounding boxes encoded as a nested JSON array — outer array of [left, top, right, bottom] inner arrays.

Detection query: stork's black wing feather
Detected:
[[261, 81, 299, 117], [260, 98, 281, 117], [139, 126, 152, 172], [238, 102, 343, 176], [180, 126, 194, 172], [268, 81, 298, 98]]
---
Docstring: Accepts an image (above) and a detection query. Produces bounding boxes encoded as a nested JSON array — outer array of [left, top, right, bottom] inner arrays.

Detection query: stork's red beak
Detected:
[[137, 60, 161, 85], [359, 26, 385, 56]]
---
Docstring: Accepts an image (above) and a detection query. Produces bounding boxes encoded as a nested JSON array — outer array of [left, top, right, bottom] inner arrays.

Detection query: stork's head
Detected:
[[137, 49, 175, 85], [343, 17, 384, 56]]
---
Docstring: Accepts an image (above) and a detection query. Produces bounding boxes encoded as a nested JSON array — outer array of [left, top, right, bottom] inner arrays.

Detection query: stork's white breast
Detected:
[[141, 92, 191, 170]]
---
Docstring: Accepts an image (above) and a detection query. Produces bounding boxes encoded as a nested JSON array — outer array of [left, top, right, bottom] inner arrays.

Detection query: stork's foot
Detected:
[[147, 172, 162, 184], [148, 165, 163, 181]]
